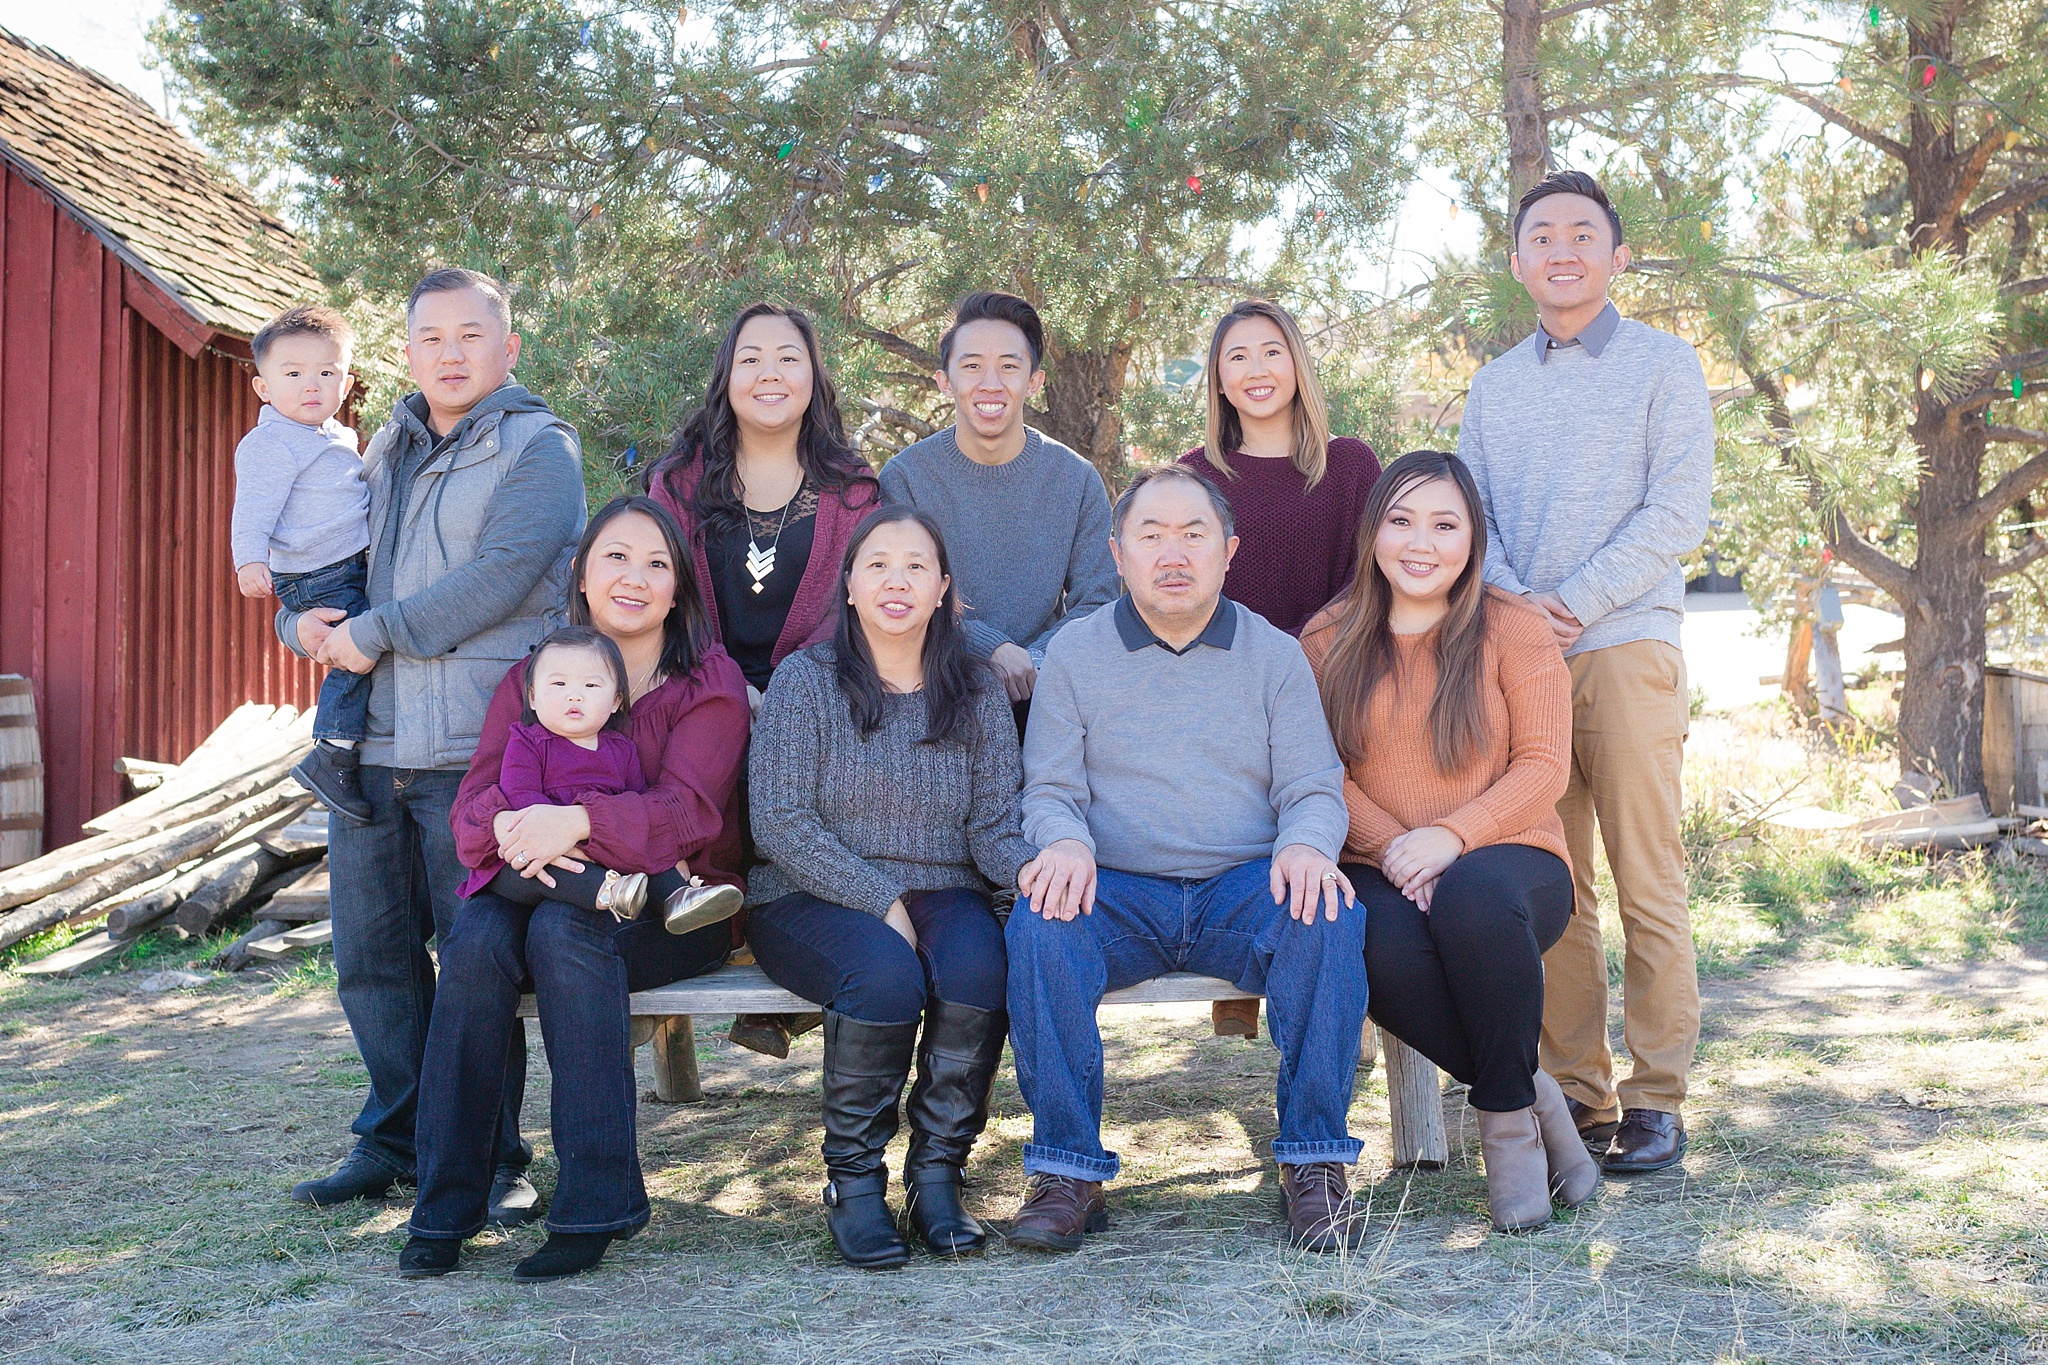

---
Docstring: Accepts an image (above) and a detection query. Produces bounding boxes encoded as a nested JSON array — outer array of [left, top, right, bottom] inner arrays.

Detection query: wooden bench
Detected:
[[519, 962, 1448, 1167]]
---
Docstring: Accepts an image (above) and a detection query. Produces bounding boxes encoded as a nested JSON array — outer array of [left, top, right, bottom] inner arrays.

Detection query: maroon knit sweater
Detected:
[[1178, 437, 1381, 635]]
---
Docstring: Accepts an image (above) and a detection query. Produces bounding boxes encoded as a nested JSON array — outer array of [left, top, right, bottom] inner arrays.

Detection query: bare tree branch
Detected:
[[2002, 276, 2048, 299], [1962, 177, 2048, 231], [1987, 537, 2048, 580], [1540, 0, 1623, 21], [1954, 348, 2048, 412], [1987, 425, 2048, 447], [1964, 450, 2048, 535], [853, 324, 939, 371]]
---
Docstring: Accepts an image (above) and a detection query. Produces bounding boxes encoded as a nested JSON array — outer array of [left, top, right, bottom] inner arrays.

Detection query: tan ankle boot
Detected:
[[1530, 1070, 1601, 1208], [1475, 1106, 1552, 1233]]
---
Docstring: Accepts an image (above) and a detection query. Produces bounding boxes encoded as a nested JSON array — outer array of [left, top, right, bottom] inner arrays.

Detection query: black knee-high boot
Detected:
[[902, 998, 1007, 1256], [820, 1011, 918, 1269]]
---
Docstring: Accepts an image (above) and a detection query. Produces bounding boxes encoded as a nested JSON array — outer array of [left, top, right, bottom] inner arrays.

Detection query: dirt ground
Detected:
[[2, 942, 2043, 1365]]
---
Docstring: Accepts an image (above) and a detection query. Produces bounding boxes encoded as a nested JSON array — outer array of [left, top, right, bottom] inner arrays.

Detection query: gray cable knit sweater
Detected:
[[747, 647, 1039, 915]]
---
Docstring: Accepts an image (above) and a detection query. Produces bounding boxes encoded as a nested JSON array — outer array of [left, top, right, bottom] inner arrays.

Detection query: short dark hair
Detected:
[[524, 625, 633, 734], [252, 304, 353, 368], [1513, 170, 1624, 247], [407, 267, 512, 329], [938, 291, 1044, 372], [1112, 464, 1235, 540]]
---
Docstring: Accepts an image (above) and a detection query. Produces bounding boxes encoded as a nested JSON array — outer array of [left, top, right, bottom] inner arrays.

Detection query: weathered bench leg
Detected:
[[650, 1015, 702, 1103], [1381, 1025, 1447, 1169], [1359, 1017, 1378, 1074]]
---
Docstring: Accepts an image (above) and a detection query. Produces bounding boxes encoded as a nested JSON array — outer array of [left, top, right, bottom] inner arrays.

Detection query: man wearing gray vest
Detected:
[[278, 269, 587, 1214], [1457, 172, 1713, 1175]]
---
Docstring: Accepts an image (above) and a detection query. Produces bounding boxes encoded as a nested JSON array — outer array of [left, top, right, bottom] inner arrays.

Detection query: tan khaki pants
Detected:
[[1541, 638, 1698, 1118]]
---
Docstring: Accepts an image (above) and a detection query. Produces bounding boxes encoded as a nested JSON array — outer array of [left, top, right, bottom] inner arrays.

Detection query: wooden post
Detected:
[[1782, 577, 1818, 717], [1381, 1026, 1447, 1169], [1814, 579, 1849, 724], [650, 1014, 701, 1103], [1359, 1018, 1378, 1074]]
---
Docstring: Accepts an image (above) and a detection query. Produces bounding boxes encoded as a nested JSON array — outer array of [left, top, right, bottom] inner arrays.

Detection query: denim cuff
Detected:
[[1021, 1142, 1120, 1182], [546, 1210, 649, 1236], [408, 1214, 486, 1241], [1272, 1137, 1364, 1165], [352, 1141, 414, 1181]]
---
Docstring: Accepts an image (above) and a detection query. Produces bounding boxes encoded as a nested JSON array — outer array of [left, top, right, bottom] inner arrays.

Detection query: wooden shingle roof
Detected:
[[0, 26, 321, 340]]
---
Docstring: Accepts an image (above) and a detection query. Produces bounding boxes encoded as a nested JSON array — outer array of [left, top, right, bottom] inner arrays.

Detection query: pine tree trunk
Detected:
[[1502, 0, 1551, 202], [1897, 409, 1990, 795], [1040, 339, 1133, 486]]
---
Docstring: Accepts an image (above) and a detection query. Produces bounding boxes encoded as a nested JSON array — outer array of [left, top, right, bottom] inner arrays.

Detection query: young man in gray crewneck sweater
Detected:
[[1456, 171, 1713, 1176], [879, 292, 1120, 704]]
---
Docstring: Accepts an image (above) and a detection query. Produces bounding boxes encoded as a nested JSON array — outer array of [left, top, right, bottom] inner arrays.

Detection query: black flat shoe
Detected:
[[511, 1231, 620, 1283], [291, 742, 373, 824], [487, 1166, 542, 1228], [1602, 1109, 1687, 1173], [398, 1236, 460, 1278], [291, 1150, 399, 1206]]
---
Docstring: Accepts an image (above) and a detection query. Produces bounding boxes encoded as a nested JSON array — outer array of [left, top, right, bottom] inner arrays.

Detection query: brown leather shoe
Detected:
[[1566, 1096, 1621, 1151], [1279, 1161, 1365, 1252], [1005, 1173, 1107, 1253], [1211, 998, 1260, 1038], [1602, 1109, 1686, 1174]]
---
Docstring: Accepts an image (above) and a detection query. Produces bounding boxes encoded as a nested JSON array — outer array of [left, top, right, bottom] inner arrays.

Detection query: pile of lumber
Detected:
[[0, 705, 334, 975]]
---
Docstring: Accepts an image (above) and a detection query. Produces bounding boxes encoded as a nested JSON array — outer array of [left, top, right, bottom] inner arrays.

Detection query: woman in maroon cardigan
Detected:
[[644, 302, 882, 712], [402, 496, 749, 1285], [1179, 298, 1381, 1038], [644, 302, 880, 1056]]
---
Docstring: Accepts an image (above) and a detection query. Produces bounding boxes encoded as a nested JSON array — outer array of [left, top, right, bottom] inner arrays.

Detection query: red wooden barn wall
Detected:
[[0, 166, 317, 849]]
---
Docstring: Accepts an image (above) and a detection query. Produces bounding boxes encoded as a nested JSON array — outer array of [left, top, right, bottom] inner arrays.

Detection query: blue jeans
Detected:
[[748, 887, 1007, 1023], [1005, 859, 1367, 1180], [326, 766, 526, 1178], [272, 552, 370, 742], [411, 893, 731, 1238]]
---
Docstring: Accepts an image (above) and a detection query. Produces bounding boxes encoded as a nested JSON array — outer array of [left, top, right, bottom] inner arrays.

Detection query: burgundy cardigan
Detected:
[[451, 648, 751, 892], [647, 450, 883, 674]]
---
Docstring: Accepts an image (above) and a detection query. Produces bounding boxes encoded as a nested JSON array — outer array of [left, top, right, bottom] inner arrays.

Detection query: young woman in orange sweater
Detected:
[[1302, 450, 1599, 1233]]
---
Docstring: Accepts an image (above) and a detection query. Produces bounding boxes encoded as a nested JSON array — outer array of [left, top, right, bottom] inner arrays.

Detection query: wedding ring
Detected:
[[1320, 872, 1338, 882], [513, 853, 529, 868]]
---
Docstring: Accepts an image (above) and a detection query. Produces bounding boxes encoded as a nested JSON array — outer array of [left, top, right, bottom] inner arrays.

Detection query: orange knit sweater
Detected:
[[1300, 587, 1572, 870]]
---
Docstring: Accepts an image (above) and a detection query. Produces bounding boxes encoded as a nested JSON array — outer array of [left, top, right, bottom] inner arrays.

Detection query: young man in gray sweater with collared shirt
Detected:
[[276, 270, 586, 1219], [1457, 171, 1713, 1177], [879, 292, 1120, 706]]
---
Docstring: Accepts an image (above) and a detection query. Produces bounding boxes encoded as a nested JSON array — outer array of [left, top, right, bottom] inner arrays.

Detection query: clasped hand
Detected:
[[493, 805, 591, 888], [1381, 825, 1465, 912], [296, 606, 377, 674]]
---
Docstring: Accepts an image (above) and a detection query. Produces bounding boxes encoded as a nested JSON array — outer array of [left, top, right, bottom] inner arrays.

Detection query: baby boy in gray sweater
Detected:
[[229, 304, 373, 819]]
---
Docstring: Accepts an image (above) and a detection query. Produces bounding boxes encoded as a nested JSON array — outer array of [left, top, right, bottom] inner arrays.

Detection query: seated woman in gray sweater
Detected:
[[747, 506, 1037, 1270]]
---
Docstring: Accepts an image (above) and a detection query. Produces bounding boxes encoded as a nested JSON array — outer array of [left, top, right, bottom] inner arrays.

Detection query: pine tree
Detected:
[[154, 0, 1417, 484]]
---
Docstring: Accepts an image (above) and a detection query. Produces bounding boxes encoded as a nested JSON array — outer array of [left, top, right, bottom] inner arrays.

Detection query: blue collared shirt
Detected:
[[1111, 594, 1238, 656], [1533, 301, 1620, 362]]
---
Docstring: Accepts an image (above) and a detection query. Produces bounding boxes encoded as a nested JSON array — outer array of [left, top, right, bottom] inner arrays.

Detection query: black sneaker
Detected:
[[487, 1165, 543, 1228], [291, 742, 373, 824], [398, 1235, 460, 1278], [291, 1149, 399, 1206]]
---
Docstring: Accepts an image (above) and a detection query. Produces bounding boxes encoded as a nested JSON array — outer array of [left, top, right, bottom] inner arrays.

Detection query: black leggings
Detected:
[[486, 863, 727, 994], [1348, 844, 1573, 1112], [747, 887, 1007, 1024]]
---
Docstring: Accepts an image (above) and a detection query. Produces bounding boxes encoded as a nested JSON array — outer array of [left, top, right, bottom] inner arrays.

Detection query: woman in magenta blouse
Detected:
[[403, 496, 749, 1286]]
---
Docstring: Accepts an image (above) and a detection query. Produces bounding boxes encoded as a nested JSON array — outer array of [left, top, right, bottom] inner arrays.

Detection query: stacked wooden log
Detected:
[[0, 705, 332, 975]]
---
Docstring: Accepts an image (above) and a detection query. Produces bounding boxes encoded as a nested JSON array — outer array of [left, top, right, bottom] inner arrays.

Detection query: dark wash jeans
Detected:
[[1350, 844, 1574, 1112], [747, 887, 1008, 1024], [1005, 859, 1368, 1181], [325, 765, 527, 1178], [271, 552, 370, 743], [410, 892, 730, 1239]]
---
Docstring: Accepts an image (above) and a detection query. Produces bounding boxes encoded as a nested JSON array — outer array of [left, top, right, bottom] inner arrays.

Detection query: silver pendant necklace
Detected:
[[745, 485, 801, 594]]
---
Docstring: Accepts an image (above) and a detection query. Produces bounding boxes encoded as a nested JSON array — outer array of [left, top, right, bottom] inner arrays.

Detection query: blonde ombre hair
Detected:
[[1200, 300, 1333, 490]]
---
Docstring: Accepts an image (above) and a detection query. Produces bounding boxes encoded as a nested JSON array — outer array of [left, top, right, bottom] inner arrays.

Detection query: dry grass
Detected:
[[2, 700, 2045, 1364]]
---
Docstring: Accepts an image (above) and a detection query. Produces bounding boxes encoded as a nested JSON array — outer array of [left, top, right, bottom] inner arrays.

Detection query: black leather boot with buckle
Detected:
[[902, 998, 1007, 1256], [819, 1011, 918, 1269]]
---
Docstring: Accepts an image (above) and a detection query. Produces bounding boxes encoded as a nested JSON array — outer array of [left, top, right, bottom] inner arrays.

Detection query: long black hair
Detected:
[[644, 302, 879, 531], [832, 506, 988, 746], [523, 626, 633, 734], [566, 495, 710, 685]]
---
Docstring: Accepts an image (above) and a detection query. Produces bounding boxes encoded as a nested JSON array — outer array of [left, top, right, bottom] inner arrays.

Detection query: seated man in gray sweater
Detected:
[[1457, 170, 1713, 1177], [1004, 464, 1369, 1255], [878, 291, 1120, 705]]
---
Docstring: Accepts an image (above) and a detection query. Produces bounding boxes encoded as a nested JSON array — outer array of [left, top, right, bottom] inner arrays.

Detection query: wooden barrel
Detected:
[[0, 675, 44, 870]]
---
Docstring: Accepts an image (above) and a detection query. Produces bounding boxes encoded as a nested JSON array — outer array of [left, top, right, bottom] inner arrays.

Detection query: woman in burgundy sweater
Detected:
[[1179, 298, 1381, 1037], [404, 496, 749, 1285]]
